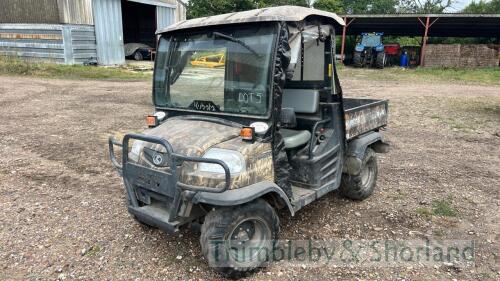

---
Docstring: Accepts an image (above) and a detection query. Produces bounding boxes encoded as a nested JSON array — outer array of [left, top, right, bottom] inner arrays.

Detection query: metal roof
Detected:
[[340, 13, 500, 37], [157, 5, 345, 34]]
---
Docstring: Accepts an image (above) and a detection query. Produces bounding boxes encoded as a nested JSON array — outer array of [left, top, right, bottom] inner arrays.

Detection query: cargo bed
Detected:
[[344, 98, 389, 140]]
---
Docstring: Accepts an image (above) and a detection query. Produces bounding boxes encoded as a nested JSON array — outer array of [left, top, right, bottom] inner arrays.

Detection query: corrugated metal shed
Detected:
[[0, 23, 96, 64], [92, 0, 125, 65], [0, 0, 60, 24], [157, 6, 175, 31], [128, 0, 176, 8], [58, 0, 94, 25], [0, 0, 185, 65]]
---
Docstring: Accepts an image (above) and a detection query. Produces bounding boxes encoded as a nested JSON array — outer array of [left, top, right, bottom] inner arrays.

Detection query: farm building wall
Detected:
[[0, 0, 185, 65], [424, 44, 499, 68], [0, 24, 97, 64], [58, 0, 94, 25], [0, 0, 60, 24]]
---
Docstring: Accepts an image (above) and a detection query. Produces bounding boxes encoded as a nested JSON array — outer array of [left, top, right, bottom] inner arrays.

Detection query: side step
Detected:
[[291, 186, 316, 212], [128, 203, 182, 234], [291, 179, 339, 212]]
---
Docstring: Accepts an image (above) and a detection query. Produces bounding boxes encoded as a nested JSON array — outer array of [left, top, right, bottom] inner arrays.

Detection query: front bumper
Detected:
[[109, 133, 231, 233]]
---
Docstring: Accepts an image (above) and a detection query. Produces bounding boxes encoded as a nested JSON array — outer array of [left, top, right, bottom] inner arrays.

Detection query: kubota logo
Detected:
[[153, 154, 163, 165]]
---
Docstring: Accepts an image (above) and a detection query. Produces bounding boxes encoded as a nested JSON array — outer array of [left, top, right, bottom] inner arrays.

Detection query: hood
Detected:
[[140, 118, 241, 157]]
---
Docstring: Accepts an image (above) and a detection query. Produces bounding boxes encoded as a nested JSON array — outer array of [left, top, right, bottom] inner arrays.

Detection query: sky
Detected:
[[449, 0, 475, 12]]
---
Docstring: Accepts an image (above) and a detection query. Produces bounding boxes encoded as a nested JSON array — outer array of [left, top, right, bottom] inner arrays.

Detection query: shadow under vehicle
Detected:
[[109, 6, 390, 278]]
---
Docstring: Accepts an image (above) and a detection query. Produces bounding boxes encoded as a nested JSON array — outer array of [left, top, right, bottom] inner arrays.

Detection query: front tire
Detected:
[[353, 52, 363, 67], [200, 199, 279, 278], [340, 148, 378, 200], [376, 52, 386, 69]]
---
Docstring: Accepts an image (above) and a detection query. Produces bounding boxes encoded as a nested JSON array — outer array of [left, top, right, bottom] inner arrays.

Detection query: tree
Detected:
[[398, 0, 454, 13], [462, 0, 500, 13], [186, 0, 403, 19], [314, 0, 344, 13], [343, 0, 398, 13], [187, 0, 255, 19], [187, 0, 310, 19]]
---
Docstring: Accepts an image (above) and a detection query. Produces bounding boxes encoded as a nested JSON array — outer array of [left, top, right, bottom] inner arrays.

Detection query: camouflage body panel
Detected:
[[133, 117, 274, 190], [180, 139, 274, 190], [345, 101, 388, 140], [139, 118, 240, 156]]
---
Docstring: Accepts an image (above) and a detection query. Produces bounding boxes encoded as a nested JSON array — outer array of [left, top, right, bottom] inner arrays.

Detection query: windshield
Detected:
[[361, 34, 381, 47], [153, 24, 277, 116]]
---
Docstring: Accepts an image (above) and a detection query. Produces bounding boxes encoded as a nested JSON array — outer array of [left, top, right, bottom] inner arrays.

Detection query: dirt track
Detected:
[[0, 72, 498, 280]]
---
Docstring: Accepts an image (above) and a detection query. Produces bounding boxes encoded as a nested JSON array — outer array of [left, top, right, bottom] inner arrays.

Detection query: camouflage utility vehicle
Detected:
[[109, 6, 389, 277]]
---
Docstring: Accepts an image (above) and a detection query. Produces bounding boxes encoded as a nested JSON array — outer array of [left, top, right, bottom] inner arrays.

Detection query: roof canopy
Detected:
[[157, 5, 345, 34], [341, 14, 500, 37]]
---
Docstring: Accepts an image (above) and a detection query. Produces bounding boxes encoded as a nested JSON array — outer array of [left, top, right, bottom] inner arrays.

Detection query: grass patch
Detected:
[[84, 244, 102, 257], [427, 97, 500, 133], [432, 199, 458, 217], [0, 56, 151, 81], [433, 229, 446, 238], [417, 198, 458, 218], [339, 66, 500, 86]]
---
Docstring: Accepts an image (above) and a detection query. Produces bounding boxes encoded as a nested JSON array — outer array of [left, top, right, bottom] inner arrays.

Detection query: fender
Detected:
[[344, 131, 389, 175], [192, 181, 295, 216]]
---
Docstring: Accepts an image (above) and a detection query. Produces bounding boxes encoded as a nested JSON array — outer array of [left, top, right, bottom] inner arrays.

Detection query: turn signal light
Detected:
[[146, 115, 158, 128], [240, 127, 255, 142]]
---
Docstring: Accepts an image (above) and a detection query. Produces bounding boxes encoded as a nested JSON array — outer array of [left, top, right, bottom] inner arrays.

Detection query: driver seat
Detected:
[[281, 129, 311, 149], [280, 89, 319, 149]]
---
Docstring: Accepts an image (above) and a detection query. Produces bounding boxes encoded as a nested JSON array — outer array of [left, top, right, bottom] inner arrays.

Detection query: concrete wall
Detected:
[[424, 44, 499, 68], [0, 24, 97, 64]]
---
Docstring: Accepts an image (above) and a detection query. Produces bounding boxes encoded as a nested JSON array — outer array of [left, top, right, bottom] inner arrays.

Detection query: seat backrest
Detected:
[[282, 89, 320, 114]]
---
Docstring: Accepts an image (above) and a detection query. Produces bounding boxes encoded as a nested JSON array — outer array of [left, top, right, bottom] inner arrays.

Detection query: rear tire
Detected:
[[340, 148, 378, 200], [133, 51, 143, 61], [200, 199, 279, 278], [376, 52, 386, 69], [353, 52, 363, 67]]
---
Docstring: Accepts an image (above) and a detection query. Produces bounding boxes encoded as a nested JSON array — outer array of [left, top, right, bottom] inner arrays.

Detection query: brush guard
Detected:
[[109, 134, 231, 233]]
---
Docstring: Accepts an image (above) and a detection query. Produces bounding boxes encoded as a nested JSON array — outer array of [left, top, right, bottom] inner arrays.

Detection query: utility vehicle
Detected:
[[353, 32, 386, 68], [109, 6, 389, 277]]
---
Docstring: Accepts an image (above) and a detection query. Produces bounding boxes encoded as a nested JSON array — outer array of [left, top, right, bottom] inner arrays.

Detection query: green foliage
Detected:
[[462, 0, 500, 13], [184, 0, 500, 19], [186, 0, 311, 19], [339, 67, 500, 86], [431, 198, 458, 217], [343, 0, 398, 13], [416, 198, 458, 218], [314, 0, 344, 13], [186, 0, 401, 19], [398, 0, 454, 13]]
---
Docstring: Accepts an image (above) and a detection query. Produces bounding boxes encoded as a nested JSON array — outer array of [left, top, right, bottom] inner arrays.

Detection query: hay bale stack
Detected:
[[424, 44, 499, 68]]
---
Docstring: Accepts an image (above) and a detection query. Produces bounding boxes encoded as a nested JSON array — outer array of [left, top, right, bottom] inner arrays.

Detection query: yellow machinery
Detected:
[[190, 53, 225, 68]]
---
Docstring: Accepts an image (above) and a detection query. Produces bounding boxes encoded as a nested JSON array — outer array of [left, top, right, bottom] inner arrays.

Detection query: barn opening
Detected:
[[121, 0, 157, 48]]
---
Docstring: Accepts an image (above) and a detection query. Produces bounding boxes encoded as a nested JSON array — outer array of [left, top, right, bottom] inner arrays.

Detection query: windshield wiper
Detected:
[[213, 32, 261, 57]]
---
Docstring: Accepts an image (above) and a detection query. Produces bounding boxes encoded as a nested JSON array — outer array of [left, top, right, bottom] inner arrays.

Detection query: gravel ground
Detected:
[[0, 72, 498, 280]]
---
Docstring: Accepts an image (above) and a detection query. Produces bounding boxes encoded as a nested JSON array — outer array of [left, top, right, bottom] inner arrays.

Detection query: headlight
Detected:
[[198, 148, 246, 174], [129, 140, 144, 162]]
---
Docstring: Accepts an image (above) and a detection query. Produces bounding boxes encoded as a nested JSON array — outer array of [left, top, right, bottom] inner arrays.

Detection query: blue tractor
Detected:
[[353, 32, 386, 69]]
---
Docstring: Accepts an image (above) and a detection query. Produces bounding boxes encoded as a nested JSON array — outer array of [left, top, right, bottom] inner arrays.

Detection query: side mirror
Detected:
[[281, 108, 297, 128]]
